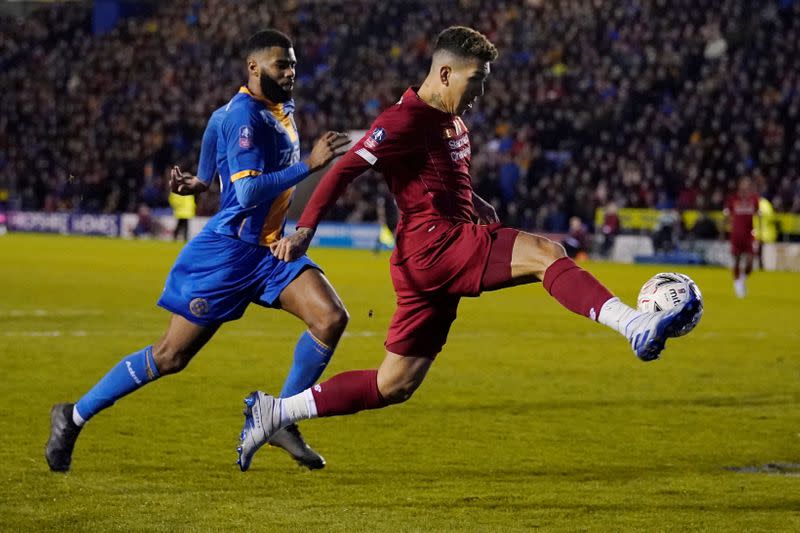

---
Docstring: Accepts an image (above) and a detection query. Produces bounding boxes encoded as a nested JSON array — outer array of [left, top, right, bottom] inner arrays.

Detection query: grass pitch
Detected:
[[1, 233, 798, 532]]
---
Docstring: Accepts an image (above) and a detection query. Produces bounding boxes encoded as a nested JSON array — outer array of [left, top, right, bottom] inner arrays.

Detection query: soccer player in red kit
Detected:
[[236, 26, 701, 469], [724, 177, 760, 298]]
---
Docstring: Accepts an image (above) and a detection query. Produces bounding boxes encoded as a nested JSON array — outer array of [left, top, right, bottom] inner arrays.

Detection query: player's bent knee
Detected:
[[514, 233, 568, 278], [536, 235, 566, 262], [381, 384, 416, 405], [329, 304, 350, 334], [152, 341, 195, 375], [310, 304, 349, 343], [379, 378, 422, 405], [551, 240, 567, 260]]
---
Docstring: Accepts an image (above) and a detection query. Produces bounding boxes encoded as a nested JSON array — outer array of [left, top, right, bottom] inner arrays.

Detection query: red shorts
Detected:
[[385, 222, 519, 358], [731, 233, 754, 255]]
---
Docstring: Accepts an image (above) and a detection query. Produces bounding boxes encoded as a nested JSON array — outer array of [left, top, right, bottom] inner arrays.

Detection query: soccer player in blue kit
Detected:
[[45, 30, 351, 472]]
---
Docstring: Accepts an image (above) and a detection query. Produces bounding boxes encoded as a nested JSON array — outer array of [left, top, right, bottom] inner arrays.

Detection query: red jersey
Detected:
[[725, 193, 759, 237], [298, 87, 477, 261]]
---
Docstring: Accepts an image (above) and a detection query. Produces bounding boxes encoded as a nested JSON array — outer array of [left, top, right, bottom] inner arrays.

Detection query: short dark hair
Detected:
[[434, 26, 498, 62], [244, 29, 293, 58]]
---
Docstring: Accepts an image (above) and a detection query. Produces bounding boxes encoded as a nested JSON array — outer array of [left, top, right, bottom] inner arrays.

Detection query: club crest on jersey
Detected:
[[364, 127, 386, 149], [442, 127, 456, 139], [239, 125, 254, 149]]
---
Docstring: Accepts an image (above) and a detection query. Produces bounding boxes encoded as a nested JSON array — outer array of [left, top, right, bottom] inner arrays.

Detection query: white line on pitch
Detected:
[[0, 309, 104, 318]]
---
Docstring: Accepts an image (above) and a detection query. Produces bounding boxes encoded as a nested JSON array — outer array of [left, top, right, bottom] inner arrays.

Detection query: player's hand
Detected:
[[270, 227, 315, 262], [304, 132, 351, 172], [473, 194, 499, 224], [170, 166, 208, 195]]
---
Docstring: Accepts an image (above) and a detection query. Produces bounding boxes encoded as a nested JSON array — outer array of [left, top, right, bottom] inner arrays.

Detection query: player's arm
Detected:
[[225, 114, 304, 208], [233, 131, 349, 208], [270, 148, 373, 260], [170, 114, 218, 195], [271, 116, 416, 261], [226, 113, 348, 208]]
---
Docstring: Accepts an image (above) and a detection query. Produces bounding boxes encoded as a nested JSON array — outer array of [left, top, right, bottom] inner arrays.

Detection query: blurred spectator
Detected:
[[1, 0, 799, 228], [561, 216, 590, 259], [131, 204, 157, 238], [600, 201, 621, 257], [652, 209, 684, 253], [691, 212, 720, 240]]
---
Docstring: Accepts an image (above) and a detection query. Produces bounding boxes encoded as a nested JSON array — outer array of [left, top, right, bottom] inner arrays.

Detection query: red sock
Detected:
[[543, 257, 614, 320], [311, 369, 387, 417]]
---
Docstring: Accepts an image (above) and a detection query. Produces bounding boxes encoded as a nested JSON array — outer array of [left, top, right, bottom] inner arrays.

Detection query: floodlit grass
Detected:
[[1, 233, 798, 531]]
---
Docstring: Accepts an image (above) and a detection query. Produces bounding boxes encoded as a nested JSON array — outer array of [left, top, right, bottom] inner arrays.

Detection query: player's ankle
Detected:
[[72, 406, 86, 427], [278, 389, 317, 427], [597, 297, 642, 335]]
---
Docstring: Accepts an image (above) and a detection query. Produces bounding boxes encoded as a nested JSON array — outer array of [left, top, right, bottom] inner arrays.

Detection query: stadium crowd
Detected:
[[2, 0, 800, 231]]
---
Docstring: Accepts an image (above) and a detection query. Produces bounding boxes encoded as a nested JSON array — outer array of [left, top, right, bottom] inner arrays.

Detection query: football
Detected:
[[636, 272, 704, 336]]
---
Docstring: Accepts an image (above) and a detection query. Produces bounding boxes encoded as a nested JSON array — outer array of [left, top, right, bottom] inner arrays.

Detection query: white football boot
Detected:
[[237, 391, 281, 472], [625, 291, 701, 361]]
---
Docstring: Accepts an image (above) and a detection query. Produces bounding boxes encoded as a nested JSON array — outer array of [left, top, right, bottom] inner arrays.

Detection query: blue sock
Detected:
[[279, 331, 334, 397], [75, 346, 160, 422]]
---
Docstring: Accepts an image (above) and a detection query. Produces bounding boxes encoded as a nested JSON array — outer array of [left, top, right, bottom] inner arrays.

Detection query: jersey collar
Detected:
[[238, 86, 295, 116]]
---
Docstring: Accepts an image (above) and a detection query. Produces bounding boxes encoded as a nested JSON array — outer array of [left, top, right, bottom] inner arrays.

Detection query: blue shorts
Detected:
[[157, 230, 319, 326]]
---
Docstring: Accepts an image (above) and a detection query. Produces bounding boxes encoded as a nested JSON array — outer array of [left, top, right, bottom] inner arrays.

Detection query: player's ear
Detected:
[[439, 65, 451, 86], [247, 57, 259, 77]]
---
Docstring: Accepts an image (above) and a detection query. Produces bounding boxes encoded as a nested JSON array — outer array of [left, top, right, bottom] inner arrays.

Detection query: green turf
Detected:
[[1, 233, 798, 532]]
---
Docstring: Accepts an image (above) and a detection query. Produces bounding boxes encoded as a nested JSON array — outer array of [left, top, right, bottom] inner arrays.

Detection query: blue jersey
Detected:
[[158, 86, 319, 325], [197, 86, 307, 246]]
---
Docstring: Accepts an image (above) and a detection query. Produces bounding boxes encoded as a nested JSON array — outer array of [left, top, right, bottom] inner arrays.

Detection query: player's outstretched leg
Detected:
[[237, 353, 429, 471], [46, 315, 218, 472], [485, 230, 700, 361], [239, 268, 348, 471]]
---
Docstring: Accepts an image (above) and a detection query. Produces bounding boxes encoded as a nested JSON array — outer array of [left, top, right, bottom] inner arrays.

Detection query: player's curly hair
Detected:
[[434, 26, 498, 62], [245, 29, 293, 58]]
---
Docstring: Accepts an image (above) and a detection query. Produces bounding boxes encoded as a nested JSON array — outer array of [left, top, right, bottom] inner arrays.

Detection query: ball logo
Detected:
[[239, 125, 254, 149], [189, 298, 209, 317]]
